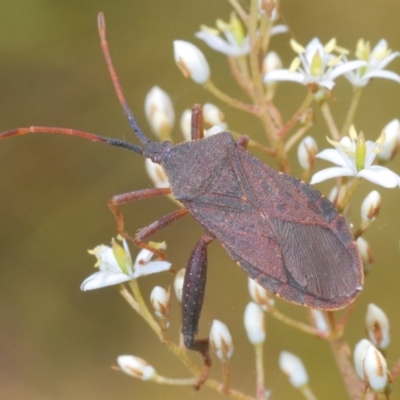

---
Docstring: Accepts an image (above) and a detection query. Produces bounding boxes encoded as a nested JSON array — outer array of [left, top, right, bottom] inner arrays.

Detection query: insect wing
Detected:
[[183, 144, 363, 310]]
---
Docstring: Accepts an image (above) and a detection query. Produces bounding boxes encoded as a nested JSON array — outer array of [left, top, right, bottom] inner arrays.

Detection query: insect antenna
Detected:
[[98, 12, 151, 147], [0, 13, 148, 156]]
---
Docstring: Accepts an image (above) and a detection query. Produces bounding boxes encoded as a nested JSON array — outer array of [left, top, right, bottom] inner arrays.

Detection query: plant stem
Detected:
[[254, 343, 265, 400], [266, 304, 328, 338], [318, 97, 340, 141], [341, 87, 363, 138], [205, 80, 258, 114], [280, 90, 314, 139]]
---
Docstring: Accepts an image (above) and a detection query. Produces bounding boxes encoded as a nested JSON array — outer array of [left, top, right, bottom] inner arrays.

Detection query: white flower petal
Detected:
[[264, 69, 306, 83], [358, 166, 400, 188], [81, 271, 132, 291], [362, 69, 400, 83], [376, 51, 400, 69], [195, 31, 249, 57], [132, 261, 172, 278], [270, 24, 288, 36], [328, 60, 367, 80], [310, 166, 355, 184], [316, 149, 350, 168]]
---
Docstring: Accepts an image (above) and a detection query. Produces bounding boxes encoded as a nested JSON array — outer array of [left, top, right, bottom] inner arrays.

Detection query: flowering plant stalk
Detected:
[[115, 0, 399, 398]]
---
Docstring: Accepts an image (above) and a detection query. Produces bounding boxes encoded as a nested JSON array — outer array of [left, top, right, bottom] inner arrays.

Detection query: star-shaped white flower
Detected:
[[81, 239, 171, 291], [344, 39, 400, 87], [310, 126, 400, 188], [195, 12, 287, 57], [264, 38, 366, 90]]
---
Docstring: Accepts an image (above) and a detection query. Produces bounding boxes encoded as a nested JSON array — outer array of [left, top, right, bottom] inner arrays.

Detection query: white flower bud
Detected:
[[262, 51, 283, 74], [210, 319, 234, 360], [297, 136, 318, 170], [366, 304, 390, 349], [145, 158, 169, 188], [248, 277, 274, 310], [361, 190, 381, 221], [353, 339, 373, 380], [378, 119, 400, 162], [180, 109, 192, 141], [356, 237, 374, 272], [173, 40, 210, 84], [117, 355, 156, 380], [202, 103, 227, 128], [363, 345, 388, 392], [244, 301, 266, 344], [279, 351, 309, 388], [150, 286, 170, 319], [309, 309, 329, 333], [174, 268, 186, 303], [205, 124, 226, 137], [144, 86, 175, 140]]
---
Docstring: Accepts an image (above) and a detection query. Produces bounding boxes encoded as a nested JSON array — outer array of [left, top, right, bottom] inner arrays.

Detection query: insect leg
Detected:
[[133, 208, 190, 258], [190, 104, 204, 141], [109, 187, 172, 256], [182, 232, 215, 386], [236, 135, 249, 149]]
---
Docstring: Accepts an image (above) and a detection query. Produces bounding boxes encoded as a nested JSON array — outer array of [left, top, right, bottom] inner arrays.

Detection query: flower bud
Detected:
[[144, 86, 175, 141], [356, 237, 374, 272], [145, 158, 169, 188], [363, 345, 388, 392], [378, 119, 400, 162], [279, 351, 309, 388], [210, 320, 234, 360], [180, 109, 192, 141], [173, 40, 210, 84], [262, 51, 283, 75], [202, 103, 227, 128], [248, 277, 274, 310], [174, 268, 186, 303], [354, 339, 373, 380], [117, 355, 156, 380], [297, 136, 318, 170], [150, 286, 170, 319], [361, 190, 381, 221], [308, 309, 329, 333], [244, 301, 266, 344], [366, 304, 390, 349], [205, 124, 226, 137]]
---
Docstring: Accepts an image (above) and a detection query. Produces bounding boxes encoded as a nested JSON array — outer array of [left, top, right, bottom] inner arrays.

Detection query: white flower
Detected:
[[144, 86, 175, 140], [310, 126, 400, 188], [262, 51, 283, 75], [297, 136, 318, 170], [150, 286, 170, 319], [279, 351, 309, 388], [354, 339, 373, 380], [345, 39, 400, 87], [195, 12, 249, 57], [117, 355, 156, 380], [145, 158, 169, 188], [264, 38, 366, 90], [378, 119, 400, 162], [180, 109, 192, 141], [361, 190, 381, 221], [210, 320, 234, 360], [363, 345, 388, 392], [173, 40, 210, 84], [81, 239, 171, 290], [196, 12, 287, 57], [244, 301, 266, 344], [366, 304, 390, 349]]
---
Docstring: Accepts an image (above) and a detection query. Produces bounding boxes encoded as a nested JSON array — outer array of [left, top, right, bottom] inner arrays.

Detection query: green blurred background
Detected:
[[0, 1, 400, 399]]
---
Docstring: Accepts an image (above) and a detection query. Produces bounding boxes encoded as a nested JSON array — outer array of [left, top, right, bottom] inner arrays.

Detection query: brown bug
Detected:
[[0, 12, 363, 378]]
